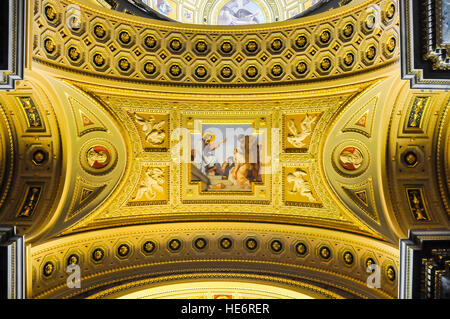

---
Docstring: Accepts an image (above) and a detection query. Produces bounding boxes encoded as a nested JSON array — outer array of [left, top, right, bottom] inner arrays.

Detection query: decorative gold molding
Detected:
[[31, 0, 399, 87]]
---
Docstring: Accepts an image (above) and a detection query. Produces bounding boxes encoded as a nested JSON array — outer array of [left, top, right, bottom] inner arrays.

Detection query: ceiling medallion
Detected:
[[69, 15, 81, 31], [295, 242, 308, 256], [144, 35, 157, 49], [343, 52, 355, 66], [117, 244, 130, 257], [333, 141, 370, 177], [343, 23, 354, 38], [386, 3, 396, 20], [119, 31, 131, 44], [296, 61, 308, 75], [92, 248, 105, 262], [44, 5, 57, 22], [169, 38, 182, 51], [245, 65, 258, 78], [270, 240, 283, 252], [295, 35, 308, 49], [142, 240, 156, 253], [44, 38, 56, 54], [93, 53, 105, 67], [365, 257, 376, 269], [169, 64, 182, 77], [80, 140, 118, 175], [194, 65, 208, 78], [220, 41, 233, 54], [220, 238, 232, 249], [403, 151, 418, 167], [343, 251, 354, 265], [118, 58, 131, 71], [319, 30, 331, 44], [68, 46, 81, 61], [32, 149, 47, 166], [320, 58, 332, 71], [168, 239, 181, 251], [271, 38, 283, 52], [43, 261, 55, 277], [144, 61, 157, 75], [339, 147, 364, 170], [271, 64, 283, 77], [93, 24, 106, 39], [194, 238, 207, 250], [245, 40, 259, 53], [87, 146, 111, 169], [195, 40, 208, 53], [386, 266, 396, 281], [220, 66, 233, 78], [245, 238, 258, 251], [386, 37, 396, 53], [319, 246, 331, 260], [366, 45, 377, 61], [67, 254, 79, 266], [365, 14, 376, 29]]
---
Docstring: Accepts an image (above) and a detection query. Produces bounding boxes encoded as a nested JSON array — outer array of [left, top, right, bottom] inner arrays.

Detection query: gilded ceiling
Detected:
[[0, 0, 449, 299]]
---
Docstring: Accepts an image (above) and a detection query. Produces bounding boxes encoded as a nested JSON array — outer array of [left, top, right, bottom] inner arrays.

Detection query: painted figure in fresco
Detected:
[[287, 169, 315, 201], [133, 167, 165, 200], [200, 132, 227, 176], [86, 146, 110, 169], [228, 134, 260, 188], [134, 112, 166, 145], [339, 147, 363, 170], [221, 156, 235, 179], [218, 0, 262, 25], [154, 0, 173, 16], [411, 191, 428, 221], [287, 114, 318, 148]]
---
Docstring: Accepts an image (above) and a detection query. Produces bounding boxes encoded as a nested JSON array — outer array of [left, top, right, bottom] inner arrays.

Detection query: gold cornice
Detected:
[[66, 0, 373, 31], [95, 277, 333, 299], [65, 66, 393, 100], [32, 0, 399, 87], [75, 272, 352, 299], [30, 222, 398, 299]]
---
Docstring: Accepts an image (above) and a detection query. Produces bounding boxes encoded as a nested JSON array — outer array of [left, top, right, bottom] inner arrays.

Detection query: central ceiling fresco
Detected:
[[96, 0, 320, 24]]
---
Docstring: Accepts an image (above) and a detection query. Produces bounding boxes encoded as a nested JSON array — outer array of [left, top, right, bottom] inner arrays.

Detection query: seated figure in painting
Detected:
[[228, 134, 261, 189], [221, 156, 235, 179]]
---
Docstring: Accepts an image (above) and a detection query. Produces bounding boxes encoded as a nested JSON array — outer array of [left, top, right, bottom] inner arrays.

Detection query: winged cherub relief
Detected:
[[134, 112, 166, 145], [287, 168, 315, 202], [132, 167, 165, 200], [287, 114, 318, 148]]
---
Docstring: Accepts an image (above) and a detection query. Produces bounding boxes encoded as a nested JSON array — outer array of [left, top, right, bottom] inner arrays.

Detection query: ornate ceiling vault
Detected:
[[0, 0, 449, 299]]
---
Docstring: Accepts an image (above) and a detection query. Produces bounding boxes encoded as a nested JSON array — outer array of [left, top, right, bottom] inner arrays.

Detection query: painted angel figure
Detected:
[[134, 112, 166, 145], [287, 114, 317, 148], [133, 167, 165, 200], [154, 0, 173, 16], [218, 0, 262, 25], [287, 169, 315, 202]]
